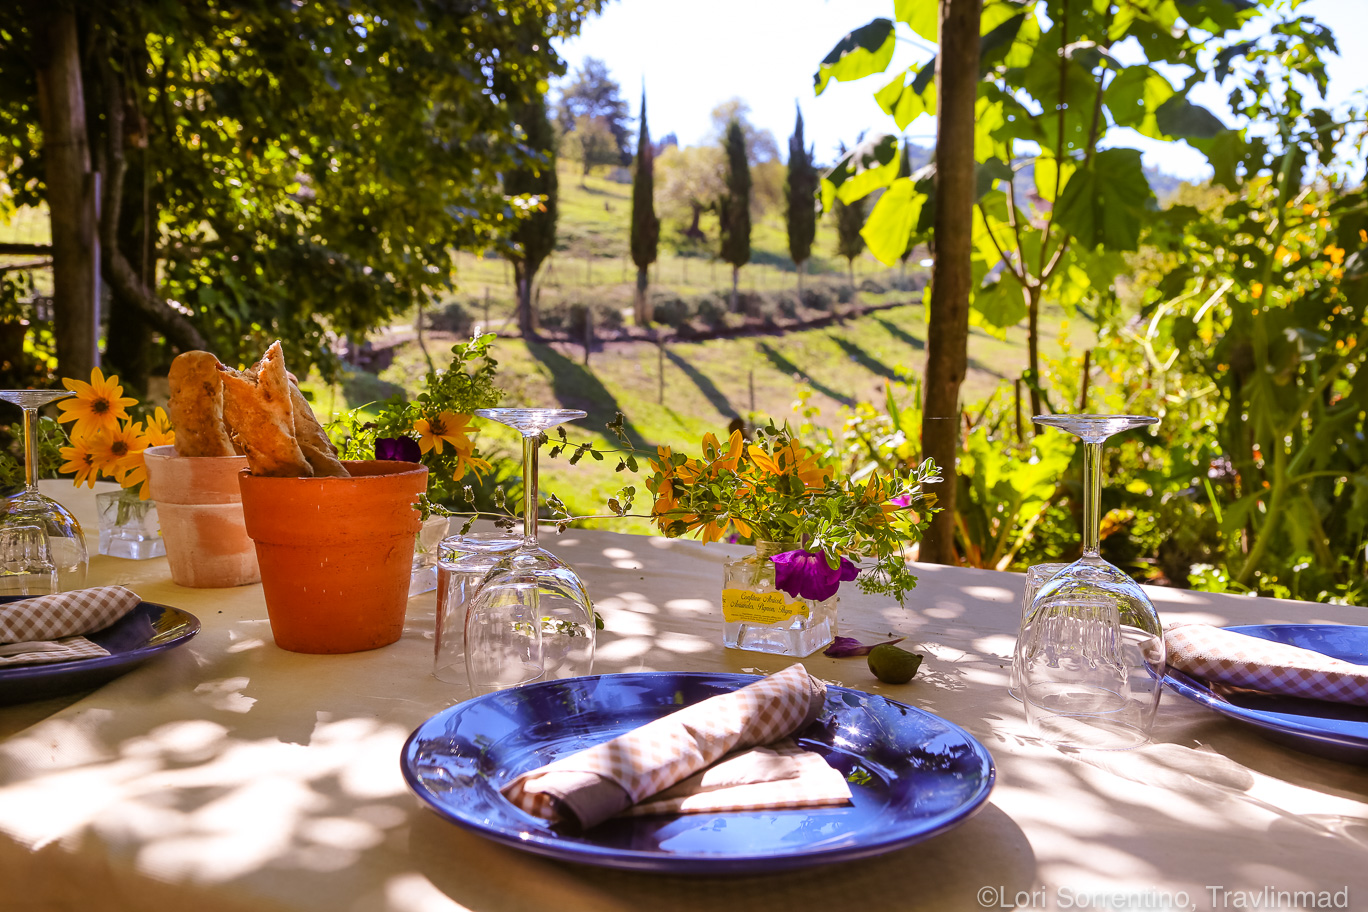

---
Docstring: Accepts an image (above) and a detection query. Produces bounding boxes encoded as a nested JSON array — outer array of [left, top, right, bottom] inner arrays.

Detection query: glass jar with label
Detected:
[[721, 540, 837, 656]]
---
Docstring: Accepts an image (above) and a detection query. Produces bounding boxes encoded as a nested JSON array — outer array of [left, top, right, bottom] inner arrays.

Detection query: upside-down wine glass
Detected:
[[1014, 415, 1165, 749], [0, 391, 88, 594], [464, 408, 595, 695]]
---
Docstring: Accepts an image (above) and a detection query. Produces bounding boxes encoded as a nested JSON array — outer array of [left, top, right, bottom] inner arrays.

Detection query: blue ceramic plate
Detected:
[[1163, 624, 1368, 764], [0, 599, 200, 705], [401, 672, 996, 873]]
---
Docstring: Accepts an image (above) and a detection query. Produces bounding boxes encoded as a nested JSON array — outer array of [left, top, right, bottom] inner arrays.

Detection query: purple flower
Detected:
[[889, 494, 912, 507], [823, 635, 905, 658], [771, 549, 859, 602], [375, 436, 421, 462]]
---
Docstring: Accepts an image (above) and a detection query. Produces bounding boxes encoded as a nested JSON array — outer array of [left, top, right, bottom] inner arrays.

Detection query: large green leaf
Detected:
[[820, 133, 900, 209], [875, 66, 936, 130], [894, 0, 938, 42], [973, 275, 1028, 329], [976, 157, 1014, 201], [1053, 147, 1155, 251], [1191, 129, 1243, 190], [1033, 153, 1075, 203], [815, 19, 895, 95], [1155, 97, 1227, 139], [1104, 65, 1175, 139], [861, 177, 926, 265]]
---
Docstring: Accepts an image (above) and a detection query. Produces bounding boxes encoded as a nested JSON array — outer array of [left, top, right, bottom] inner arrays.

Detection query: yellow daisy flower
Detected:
[[88, 421, 147, 484], [59, 437, 101, 488], [414, 410, 474, 455], [57, 368, 137, 440], [143, 407, 175, 447]]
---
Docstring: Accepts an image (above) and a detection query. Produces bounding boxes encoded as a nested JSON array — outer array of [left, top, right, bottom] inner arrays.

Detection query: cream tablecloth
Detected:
[[1, 483, 1366, 912]]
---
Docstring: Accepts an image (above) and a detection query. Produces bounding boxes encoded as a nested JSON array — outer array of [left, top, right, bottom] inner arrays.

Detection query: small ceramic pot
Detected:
[[143, 445, 260, 587], [238, 460, 428, 654]]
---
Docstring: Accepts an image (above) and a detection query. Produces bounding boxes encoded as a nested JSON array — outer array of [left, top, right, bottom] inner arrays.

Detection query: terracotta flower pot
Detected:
[[238, 460, 428, 654], [143, 445, 261, 588]]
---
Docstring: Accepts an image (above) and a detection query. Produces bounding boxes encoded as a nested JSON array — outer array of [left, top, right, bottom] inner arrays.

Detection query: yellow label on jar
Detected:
[[721, 588, 809, 625]]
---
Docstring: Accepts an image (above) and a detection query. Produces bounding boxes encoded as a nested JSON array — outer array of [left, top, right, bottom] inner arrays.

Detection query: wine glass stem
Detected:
[[522, 434, 539, 548], [22, 406, 39, 493], [1082, 440, 1102, 558]]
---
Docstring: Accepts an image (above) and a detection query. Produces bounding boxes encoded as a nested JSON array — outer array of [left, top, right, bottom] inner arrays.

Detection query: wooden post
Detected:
[[748, 370, 755, 414], [585, 257, 591, 286], [1079, 349, 1092, 411], [657, 339, 665, 404], [483, 287, 490, 328], [583, 306, 593, 366]]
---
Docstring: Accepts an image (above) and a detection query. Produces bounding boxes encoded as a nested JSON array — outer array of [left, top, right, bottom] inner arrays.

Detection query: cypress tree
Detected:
[[718, 118, 751, 312], [630, 88, 660, 327], [504, 95, 558, 339], [785, 104, 817, 301], [834, 195, 866, 284]]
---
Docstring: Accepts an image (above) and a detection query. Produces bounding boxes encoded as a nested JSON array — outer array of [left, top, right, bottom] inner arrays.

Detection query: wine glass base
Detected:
[[1024, 683, 1152, 750]]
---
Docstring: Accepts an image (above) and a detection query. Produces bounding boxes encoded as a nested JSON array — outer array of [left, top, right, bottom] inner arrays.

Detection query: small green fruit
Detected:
[[868, 644, 923, 684]]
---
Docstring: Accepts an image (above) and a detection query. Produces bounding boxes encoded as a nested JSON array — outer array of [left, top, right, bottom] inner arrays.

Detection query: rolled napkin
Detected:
[[621, 739, 852, 818], [0, 587, 142, 667], [1165, 624, 1368, 706], [503, 663, 834, 829]]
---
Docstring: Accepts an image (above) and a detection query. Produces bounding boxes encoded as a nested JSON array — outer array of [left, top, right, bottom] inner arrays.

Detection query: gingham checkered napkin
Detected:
[[621, 739, 851, 818], [502, 663, 834, 829], [0, 587, 141, 667], [1165, 624, 1368, 706]]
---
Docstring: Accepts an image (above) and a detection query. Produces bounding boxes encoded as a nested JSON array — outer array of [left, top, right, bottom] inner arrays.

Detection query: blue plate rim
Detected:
[[0, 599, 201, 686], [401, 670, 997, 873], [1161, 624, 1368, 752]]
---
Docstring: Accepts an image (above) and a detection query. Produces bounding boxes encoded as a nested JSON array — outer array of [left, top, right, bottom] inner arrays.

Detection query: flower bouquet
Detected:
[[644, 423, 939, 656], [53, 369, 174, 559]]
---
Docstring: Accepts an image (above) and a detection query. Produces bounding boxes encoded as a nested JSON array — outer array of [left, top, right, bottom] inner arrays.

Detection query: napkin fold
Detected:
[[502, 663, 841, 829], [0, 587, 142, 668], [1165, 624, 1368, 706]]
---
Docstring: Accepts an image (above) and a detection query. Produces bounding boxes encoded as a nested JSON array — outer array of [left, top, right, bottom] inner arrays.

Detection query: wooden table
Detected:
[[2, 483, 1365, 911]]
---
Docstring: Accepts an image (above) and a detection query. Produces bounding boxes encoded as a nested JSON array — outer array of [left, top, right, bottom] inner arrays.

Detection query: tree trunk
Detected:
[[104, 146, 154, 394], [515, 266, 535, 338], [796, 259, 805, 301], [730, 265, 739, 313], [686, 203, 704, 241], [919, 0, 982, 566], [34, 7, 98, 379], [634, 266, 650, 327]]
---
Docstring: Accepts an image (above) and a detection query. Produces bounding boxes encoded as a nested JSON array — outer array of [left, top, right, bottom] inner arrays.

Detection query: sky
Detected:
[[554, 0, 1367, 179]]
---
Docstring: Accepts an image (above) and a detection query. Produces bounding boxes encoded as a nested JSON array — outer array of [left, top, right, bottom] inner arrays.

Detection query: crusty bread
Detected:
[[219, 342, 314, 477], [168, 351, 237, 457]]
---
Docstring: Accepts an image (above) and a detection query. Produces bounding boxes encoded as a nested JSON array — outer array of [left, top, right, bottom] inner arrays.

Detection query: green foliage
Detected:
[[785, 107, 818, 268], [813, 0, 1270, 338], [0, 1, 601, 380], [718, 119, 752, 271], [630, 91, 660, 274], [330, 334, 504, 507], [505, 95, 559, 289], [556, 56, 632, 164]]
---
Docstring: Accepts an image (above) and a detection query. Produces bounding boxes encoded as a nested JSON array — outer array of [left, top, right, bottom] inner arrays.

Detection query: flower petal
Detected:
[[822, 635, 905, 658], [772, 549, 844, 601]]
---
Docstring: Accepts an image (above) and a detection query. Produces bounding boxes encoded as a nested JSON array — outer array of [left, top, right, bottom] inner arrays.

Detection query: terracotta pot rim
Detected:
[[145, 444, 247, 462], [236, 460, 427, 482]]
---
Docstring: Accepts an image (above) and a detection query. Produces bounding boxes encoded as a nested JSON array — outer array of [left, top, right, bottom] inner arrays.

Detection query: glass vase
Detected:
[[96, 489, 165, 560], [722, 540, 837, 656], [409, 515, 450, 597]]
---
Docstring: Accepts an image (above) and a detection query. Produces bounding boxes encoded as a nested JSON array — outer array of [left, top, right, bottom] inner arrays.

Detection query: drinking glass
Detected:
[[1007, 562, 1069, 700], [464, 409, 595, 695], [433, 530, 519, 687], [1015, 415, 1165, 749], [1, 391, 88, 594]]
